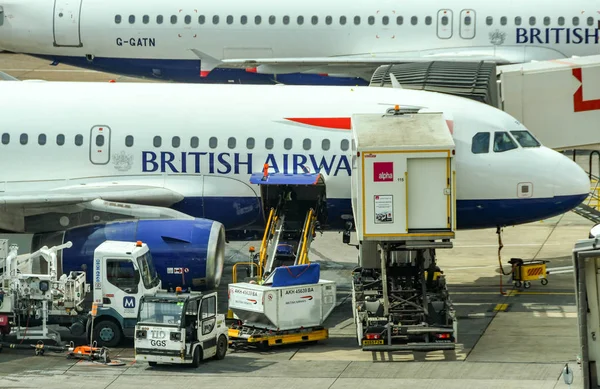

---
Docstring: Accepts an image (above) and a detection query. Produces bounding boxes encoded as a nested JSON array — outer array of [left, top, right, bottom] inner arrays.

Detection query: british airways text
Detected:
[[516, 28, 600, 44], [142, 151, 352, 176]]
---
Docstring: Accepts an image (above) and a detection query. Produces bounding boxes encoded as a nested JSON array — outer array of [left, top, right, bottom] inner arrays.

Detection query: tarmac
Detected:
[[0, 52, 593, 388]]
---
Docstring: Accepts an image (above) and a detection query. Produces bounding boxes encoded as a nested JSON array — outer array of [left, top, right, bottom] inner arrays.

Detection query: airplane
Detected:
[[0, 80, 589, 291], [0, 0, 599, 84]]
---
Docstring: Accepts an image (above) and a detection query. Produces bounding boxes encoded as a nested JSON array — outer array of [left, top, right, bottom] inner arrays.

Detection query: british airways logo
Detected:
[[516, 28, 600, 44], [142, 151, 351, 176]]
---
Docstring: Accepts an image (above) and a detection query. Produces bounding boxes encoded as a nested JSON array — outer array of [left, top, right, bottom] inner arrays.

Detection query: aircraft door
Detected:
[[53, 0, 83, 47], [89, 125, 111, 165], [459, 9, 476, 39], [437, 10, 453, 39]]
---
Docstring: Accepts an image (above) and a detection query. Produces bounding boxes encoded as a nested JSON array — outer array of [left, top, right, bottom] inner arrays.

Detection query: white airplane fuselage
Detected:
[[0, 0, 599, 83], [0, 82, 589, 234]]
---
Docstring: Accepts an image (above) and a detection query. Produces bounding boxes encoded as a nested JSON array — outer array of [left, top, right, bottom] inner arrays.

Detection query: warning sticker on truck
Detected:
[[374, 195, 393, 223]]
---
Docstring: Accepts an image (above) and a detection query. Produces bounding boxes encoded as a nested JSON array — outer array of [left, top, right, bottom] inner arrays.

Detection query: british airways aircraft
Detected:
[[0, 81, 589, 291], [0, 1, 599, 84]]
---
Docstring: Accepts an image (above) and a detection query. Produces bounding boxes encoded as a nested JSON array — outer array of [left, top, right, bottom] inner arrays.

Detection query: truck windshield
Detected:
[[137, 252, 160, 289], [138, 301, 183, 326]]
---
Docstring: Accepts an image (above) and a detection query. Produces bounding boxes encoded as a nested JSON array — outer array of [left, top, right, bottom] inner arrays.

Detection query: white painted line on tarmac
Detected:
[[0, 68, 98, 73], [453, 243, 561, 248]]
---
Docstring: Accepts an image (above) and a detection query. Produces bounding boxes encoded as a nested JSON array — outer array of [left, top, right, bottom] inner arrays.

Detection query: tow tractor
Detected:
[[227, 168, 337, 349], [0, 239, 162, 349], [350, 110, 458, 351], [134, 289, 228, 367]]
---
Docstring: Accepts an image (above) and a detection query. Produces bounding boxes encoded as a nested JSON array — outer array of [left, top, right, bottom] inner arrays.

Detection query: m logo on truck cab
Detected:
[[373, 162, 394, 182], [123, 296, 136, 309]]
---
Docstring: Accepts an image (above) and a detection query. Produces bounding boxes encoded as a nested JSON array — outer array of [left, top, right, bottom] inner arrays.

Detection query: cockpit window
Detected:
[[510, 130, 540, 147], [493, 132, 518, 152], [471, 132, 490, 154]]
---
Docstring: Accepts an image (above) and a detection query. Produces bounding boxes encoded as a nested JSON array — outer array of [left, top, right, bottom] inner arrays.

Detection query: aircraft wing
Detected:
[[0, 184, 191, 231]]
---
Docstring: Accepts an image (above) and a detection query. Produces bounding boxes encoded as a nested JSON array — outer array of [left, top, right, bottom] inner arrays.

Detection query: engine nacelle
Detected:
[[31, 219, 225, 291]]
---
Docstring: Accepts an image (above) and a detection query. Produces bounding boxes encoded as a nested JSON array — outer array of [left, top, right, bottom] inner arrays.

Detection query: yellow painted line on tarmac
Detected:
[[517, 291, 574, 295], [452, 291, 574, 296], [494, 303, 509, 311]]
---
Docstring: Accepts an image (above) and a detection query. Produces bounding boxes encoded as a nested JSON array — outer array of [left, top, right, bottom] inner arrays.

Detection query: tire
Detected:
[[514, 281, 522, 288], [148, 361, 157, 367], [541, 278, 548, 286], [524, 281, 531, 289], [92, 320, 122, 348], [191, 346, 201, 368], [214, 335, 227, 360]]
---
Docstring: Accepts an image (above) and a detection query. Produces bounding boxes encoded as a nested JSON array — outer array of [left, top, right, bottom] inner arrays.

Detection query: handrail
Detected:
[[232, 262, 260, 283], [297, 208, 315, 265], [259, 208, 275, 273]]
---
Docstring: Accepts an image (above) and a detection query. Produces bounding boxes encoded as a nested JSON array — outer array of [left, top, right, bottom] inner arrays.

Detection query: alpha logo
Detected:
[[123, 296, 136, 309], [373, 162, 394, 182]]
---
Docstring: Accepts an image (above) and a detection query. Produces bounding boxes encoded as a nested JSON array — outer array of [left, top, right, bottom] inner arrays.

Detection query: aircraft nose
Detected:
[[553, 152, 590, 199]]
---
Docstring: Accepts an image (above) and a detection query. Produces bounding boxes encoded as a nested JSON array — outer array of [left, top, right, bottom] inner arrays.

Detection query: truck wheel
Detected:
[[192, 346, 201, 368], [92, 320, 122, 347], [214, 335, 227, 360]]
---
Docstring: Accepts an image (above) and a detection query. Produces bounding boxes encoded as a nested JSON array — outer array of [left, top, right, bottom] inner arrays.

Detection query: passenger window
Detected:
[[514, 16, 521, 26], [368, 16, 375, 25], [283, 16, 289, 25], [226, 15, 233, 24], [20, 133, 28, 145], [510, 130, 540, 148], [129, 15, 135, 24], [397, 16, 403, 25], [153, 136, 161, 148], [107, 258, 138, 294], [143, 15, 149, 24], [486, 16, 493, 25], [340, 16, 347, 25], [38, 134, 46, 145], [172, 136, 180, 148], [209, 137, 218, 149], [411, 16, 418, 25], [340, 139, 349, 151], [255, 15, 261, 25], [493, 132, 518, 152], [529, 16, 536, 26], [125, 135, 134, 147], [297, 16, 304, 25], [500, 16, 507, 25], [213, 15, 219, 24], [156, 15, 163, 24], [558, 17, 565, 26], [544, 16, 550, 26], [246, 137, 255, 149], [269, 15, 275, 25], [228, 137, 236, 149], [198, 15, 205, 24], [382, 16, 389, 25], [471, 132, 490, 154], [326, 16, 332, 25], [191, 137, 199, 148], [573, 17, 580, 26], [354, 16, 361, 25], [588, 16, 594, 26], [265, 138, 274, 150], [284, 138, 293, 150], [425, 16, 432, 25], [95, 135, 104, 147], [241, 15, 247, 25], [464, 15, 471, 25], [171, 15, 177, 24], [303, 139, 311, 150], [74, 134, 83, 146], [441, 16, 448, 25], [321, 139, 330, 151], [312, 15, 318, 25], [1, 133, 8, 145], [115, 15, 121, 24], [185, 15, 191, 24], [57, 134, 65, 146]]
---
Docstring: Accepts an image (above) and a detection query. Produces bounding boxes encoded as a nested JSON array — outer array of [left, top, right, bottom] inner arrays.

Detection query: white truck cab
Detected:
[[88, 240, 161, 347], [134, 291, 228, 367]]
